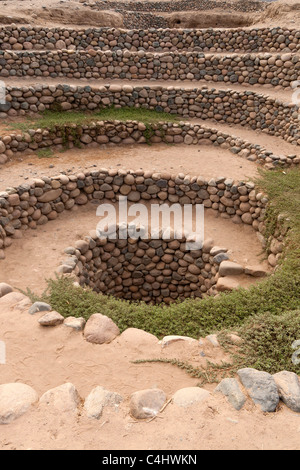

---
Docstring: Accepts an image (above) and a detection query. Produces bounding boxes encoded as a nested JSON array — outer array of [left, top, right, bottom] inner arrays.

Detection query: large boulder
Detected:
[[0, 283, 13, 298], [172, 387, 210, 407], [84, 314, 120, 345], [130, 389, 166, 419], [215, 378, 246, 411], [38, 311, 64, 327], [0, 383, 38, 424], [237, 368, 279, 412], [273, 371, 300, 412], [84, 386, 123, 420], [28, 301, 52, 315], [219, 261, 244, 277], [39, 383, 80, 413]]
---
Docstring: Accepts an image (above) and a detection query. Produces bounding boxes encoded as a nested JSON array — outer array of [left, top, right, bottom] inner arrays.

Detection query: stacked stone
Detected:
[[0, 166, 269, 261], [92, 0, 265, 14], [0, 120, 298, 168], [63, 225, 225, 303], [118, 11, 168, 30], [2, 369, 300, 425], [1, 50, 299, 88], [0, 27, 298, 52], [1, 85, 299, 146]]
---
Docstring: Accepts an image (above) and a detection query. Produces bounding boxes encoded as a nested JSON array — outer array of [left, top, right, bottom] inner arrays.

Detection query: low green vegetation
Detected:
[[36, 148, 56, 159], [234, 309, 300, 375], [24, 167, 300, 378], [5, 107, 179, 133]]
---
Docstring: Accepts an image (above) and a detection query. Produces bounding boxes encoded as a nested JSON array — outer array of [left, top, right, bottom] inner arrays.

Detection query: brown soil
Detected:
[[253, 0, 300, 28], [0, 1, 124, 28], [167, 11, 252, 29], [0, 143, 259, 187]]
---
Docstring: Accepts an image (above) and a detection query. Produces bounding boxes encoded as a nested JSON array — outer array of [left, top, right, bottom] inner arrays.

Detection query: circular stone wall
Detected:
[[63, 225, 227, 303]]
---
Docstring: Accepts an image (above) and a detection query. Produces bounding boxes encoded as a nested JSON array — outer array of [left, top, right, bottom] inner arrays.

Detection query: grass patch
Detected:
[[24, 256, 300, 339], [6, 107, 180, 133], [36, 148, 56, 159]]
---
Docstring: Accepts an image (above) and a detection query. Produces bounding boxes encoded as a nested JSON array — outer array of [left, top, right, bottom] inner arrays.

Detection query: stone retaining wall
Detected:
[[64, 223, 284, 302], [92, 0, 266, 13], [2, 84, 299, 146], [0, 121, 298, 168], [116, 11, 168, 30], [1, 50, 298, 88], [0, 164, 268, 263], [64, 226, 225, 303], [0, 27, 299, 53]]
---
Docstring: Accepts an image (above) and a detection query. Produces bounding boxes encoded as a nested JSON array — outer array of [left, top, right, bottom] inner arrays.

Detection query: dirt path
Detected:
[[0, 143, 259, 188], [0, 292, 299, 451], [189, 118, 300, 156]]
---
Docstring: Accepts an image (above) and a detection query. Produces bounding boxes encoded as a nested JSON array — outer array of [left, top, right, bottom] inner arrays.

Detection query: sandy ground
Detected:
[[0, 144, 259, 187], [0, 0, 299, 30], [0, 292, 300, 451], [0, 0, 300, 452]]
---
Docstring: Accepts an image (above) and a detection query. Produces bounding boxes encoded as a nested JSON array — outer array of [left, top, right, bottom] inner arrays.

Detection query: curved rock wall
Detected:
[[0, 27, 299, 53], [0, 121, 298, 168], [0, 165, 267, 262], [1, 50, 299, 89], [65, 227, 224, 303], [2, 85, 299, 146]]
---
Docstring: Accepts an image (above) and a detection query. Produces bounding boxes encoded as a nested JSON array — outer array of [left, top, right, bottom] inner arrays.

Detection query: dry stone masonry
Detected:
[[1, 85, 299, 147], [61, 225, 230, 303], [1, 49, 299, 88], [1, 26, 299, 52], [0, 120, 298, 168], [0, 160, 284, 281], [92, 0, 266, 14], [90, 0, 267, 29]]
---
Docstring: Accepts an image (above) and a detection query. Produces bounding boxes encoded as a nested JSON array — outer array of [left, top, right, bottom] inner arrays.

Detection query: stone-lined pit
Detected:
[[64, 225, 226, 304]]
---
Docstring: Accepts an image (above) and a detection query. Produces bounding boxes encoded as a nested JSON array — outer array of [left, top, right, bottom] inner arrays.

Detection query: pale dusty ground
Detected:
[[0, 144, 259, 187], [0, 0, 300, 452], [1, 0, 300, 29], [0, 292, 300, 451]]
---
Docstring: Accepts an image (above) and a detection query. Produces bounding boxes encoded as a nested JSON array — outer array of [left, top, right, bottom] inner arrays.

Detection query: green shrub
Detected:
[[235, 310, 300, 375]]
